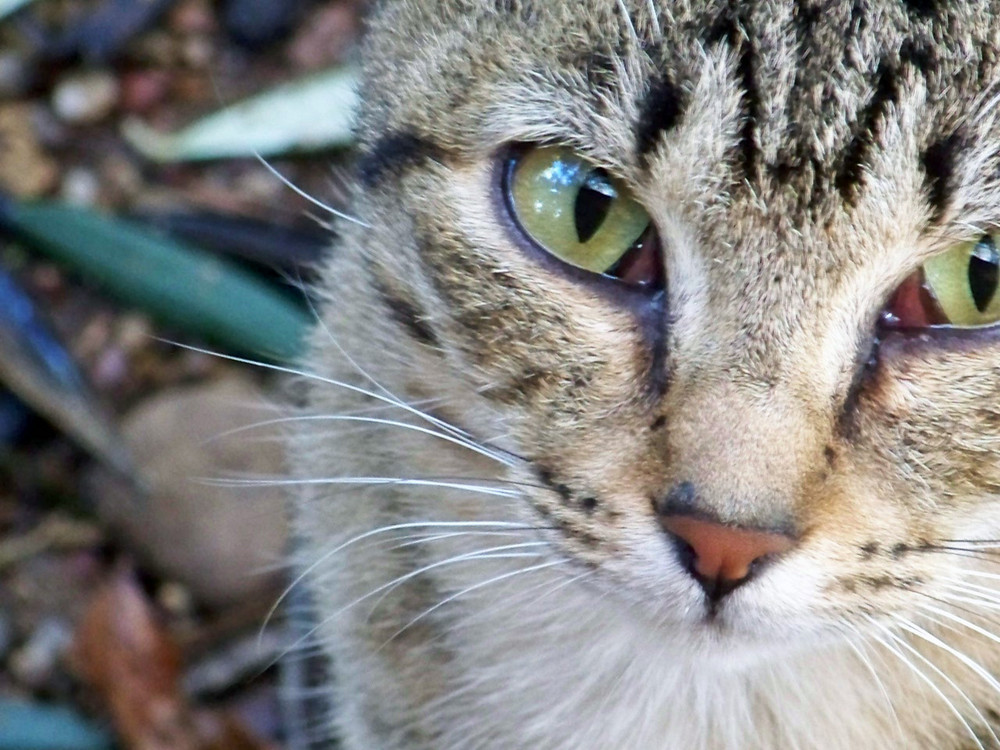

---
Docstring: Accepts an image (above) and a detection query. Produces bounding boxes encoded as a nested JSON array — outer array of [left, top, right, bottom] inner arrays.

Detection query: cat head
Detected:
[[328, 0, 1000, 647]]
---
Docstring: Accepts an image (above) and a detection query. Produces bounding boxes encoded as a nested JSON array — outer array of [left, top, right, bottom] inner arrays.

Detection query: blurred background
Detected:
[[0, 1, 363, 747]]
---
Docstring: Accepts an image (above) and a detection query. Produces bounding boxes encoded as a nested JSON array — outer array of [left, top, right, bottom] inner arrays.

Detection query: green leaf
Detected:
[[122, 66, 358, 162], [0, 0, 38, 21], [0, 198, 313, 364]]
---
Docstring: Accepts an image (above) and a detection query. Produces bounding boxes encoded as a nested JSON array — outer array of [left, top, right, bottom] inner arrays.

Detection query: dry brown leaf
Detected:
[[71, 566, 275, 750]]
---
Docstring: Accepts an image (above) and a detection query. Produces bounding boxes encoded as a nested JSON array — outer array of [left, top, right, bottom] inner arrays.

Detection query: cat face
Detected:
[[337, 0, 1000, 648]]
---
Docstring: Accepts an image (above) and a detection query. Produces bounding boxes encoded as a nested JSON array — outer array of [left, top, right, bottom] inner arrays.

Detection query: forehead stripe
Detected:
[[635, 72, 686, 163], [359, 131, 445, 188]]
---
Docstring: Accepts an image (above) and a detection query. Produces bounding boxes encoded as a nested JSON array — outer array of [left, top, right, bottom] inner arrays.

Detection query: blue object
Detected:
[[0, 267, 88, 396], [0, 700, 112, 750]]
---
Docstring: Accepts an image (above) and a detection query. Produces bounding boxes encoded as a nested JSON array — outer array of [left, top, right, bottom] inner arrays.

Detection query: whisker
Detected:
[[914, 602, 1000, 648], [941, 578, 1000, 600], [253, 151, 371, 228], [324, 542, 550, 617], [301, 285, 514, 465], [837, 622, 903, 740], [202, 475, 522, 498], [644, 0, 661, 39], [263, 521, 540, 640], [940, 539, 1000, 547], [937, 583, 1000, 609], [377, 559, 569, 649], [160, 341, 526, 466], [948, 569, 1000, 583], [892, 615, 1000, 745], [385, 529, 543, 551], [364, 542, 550, 617], [276, 543, 551, 663], [935, 591, 1000, 614], [907, 589, 1000, 630], [864, 616, 986, 750], [615, 0, 640, 46], [204, 414, 518, 467]]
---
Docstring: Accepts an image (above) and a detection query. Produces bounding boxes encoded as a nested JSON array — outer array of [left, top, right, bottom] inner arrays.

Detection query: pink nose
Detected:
[[661, 515, 795, 598]]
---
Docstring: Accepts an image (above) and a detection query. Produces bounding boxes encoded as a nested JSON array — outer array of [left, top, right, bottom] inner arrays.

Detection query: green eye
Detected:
[[923, 235, 1000, 326], [505, 146, 661, 286], [885, 233, 1000, 328]]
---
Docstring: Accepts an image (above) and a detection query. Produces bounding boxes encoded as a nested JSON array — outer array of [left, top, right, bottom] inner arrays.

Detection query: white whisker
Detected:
[[378, 559, 569, 649], [276, 543, 552, 662], [160, 341, 525, 466], [263, 521, 538, 640], [865, 616, 987, 749], [838, 621, 903, 740], [207, 414, 516, 467], [202, 476, 523, 500], [893, 616, 1000, 743], [254, 151, 371, 228], [914, 602, 1000, 647]]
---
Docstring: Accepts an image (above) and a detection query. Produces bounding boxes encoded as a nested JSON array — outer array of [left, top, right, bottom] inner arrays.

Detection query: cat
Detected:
[[289, 1, 1000, 747]]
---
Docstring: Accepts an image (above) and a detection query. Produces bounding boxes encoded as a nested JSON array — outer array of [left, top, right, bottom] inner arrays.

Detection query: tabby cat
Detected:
[[290, 1, 1000, 747]]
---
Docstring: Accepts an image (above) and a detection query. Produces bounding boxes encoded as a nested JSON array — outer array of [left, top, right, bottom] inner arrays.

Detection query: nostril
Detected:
[[670, 534, 697, 574], [660, 514, 796, 602]]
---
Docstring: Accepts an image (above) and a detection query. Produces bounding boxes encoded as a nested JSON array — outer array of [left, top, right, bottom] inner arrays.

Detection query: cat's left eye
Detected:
[[884, 233, 1000, 328], [503, 146, 662, 287]]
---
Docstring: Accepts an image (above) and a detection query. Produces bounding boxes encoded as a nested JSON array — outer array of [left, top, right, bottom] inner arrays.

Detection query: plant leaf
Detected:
[[122, 66, 358, 161], [0, 0, 38, 22], [0, 267, 131, 472], [0, 197, 312, 363]]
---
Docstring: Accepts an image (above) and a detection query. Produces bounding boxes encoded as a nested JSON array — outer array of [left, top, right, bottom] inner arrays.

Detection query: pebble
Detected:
[[0, 104, 58, 197], [120, 69, 170, 115], [169, 0, 217, 35], [88, 377, 289, 608], [180, 34, 215, 69], [51, 70, 120, 125], [60, 167, 101, 207], [288, 4, 359, 71], [0, 52, 31, 98], [9, 618, 74, 689]]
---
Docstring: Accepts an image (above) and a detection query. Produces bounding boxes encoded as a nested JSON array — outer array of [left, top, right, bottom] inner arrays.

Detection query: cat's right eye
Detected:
[[504, 146, 662, 287]]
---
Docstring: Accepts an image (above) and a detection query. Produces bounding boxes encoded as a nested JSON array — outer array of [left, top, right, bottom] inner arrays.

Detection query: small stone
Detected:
[[88, 377, 289, 608], [180, 34, 215, 69], [116, 315, 154, 353], [59, 167, 101, 207], [169, 0, 217, 34], [288, 4, 359, 71], [0, 104, 58, 197], [51, 70, 120, 125], [156, 581, 195, 618], [120, 69, 170, 114], [0, 52, 31, 98], [9, 618, 74, 690]]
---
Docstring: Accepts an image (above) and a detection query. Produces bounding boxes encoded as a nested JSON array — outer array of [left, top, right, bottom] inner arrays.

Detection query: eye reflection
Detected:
[[503, 145, 663, 288]]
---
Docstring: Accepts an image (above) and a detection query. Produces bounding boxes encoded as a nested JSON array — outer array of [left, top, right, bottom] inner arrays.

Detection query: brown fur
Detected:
[[291, 2, 1000, 747]]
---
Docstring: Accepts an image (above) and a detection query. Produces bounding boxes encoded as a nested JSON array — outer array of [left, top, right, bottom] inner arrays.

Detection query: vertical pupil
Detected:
[[969, 235, 1000, 313], [574, 169, 614, 244]]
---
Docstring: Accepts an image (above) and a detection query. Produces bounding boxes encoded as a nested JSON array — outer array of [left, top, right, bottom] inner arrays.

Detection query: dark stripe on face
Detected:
[[901, 0, 939, 19], [920, 131, 963, 222], [704, 10, 759, 182], [736, 37, 761, 182], [371, 274, 439, 346], [635, 73, 685, 163], [358, 131, 444, 188], [835, 61, 900, 204]]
